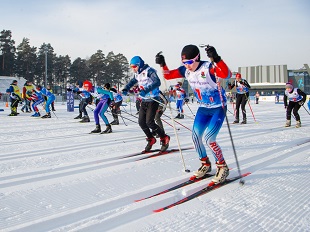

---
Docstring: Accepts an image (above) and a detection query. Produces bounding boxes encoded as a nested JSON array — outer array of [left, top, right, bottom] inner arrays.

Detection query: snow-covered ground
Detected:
[[0, 100, 309, 232]]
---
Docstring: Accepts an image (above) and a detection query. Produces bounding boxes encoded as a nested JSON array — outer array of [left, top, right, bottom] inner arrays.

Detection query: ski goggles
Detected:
[[182, 54, 199, 65]]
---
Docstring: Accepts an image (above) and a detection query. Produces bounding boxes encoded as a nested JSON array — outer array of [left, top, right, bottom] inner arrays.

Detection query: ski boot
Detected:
[[8, 112, 18, 116], [233, 119, 239, 124], [91, 124, 101, 133], [211, 160, 229, 184], [110, 119, 119, 125], [193, 157, 212, 179], [100, 124, 112, 134], [296, 120, 301, 128], [145, 137, 157, 152], [174, 113, 180, 119], [240, 118, 247, 124], [160, 135, 170, 152], [80, 115, 90, 123], [31, 112, 41, 117], [285, 120, 291, 127], [74, 114, 82, 119], [179, 114, 184, 119], [41, 112, 51, 118]]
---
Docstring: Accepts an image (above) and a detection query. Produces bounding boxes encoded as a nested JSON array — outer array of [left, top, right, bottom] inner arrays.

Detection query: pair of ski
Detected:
[[135, 172, 251, 212], [121, 147, 194, 161]]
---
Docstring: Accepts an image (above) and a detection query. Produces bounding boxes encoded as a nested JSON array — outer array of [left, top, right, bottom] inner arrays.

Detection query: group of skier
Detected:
[[5, 44, 308, 186], [6, 80, 55, 118]]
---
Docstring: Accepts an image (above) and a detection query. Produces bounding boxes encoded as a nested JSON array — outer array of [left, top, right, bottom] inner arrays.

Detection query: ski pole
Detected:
[[303, 105, 310, 115], [162, 113, 192, 132], [185, 102, 195, 116], [247, 99, 257, 123], [156, 53, 190, 173], [148, 96, 195, 120]]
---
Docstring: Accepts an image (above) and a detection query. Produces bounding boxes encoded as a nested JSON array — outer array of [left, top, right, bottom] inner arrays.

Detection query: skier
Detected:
[[255, 91, 260, 104], [110, 87, 123, 125], [155, 44, 231, 184], [152, 90, 168, 137], [46, 85, 56, 111], [35, 85, 56, 118], [29, 90, 45, 117], [228, 73, 251, 124], [21, 81, 34, 113], [6, 80, 22, 116], [122, 56, 170, 152], [72, 80, 93, 122], [174, 82, 186, 119], [90, 83, 114, 134], [284, 82, 306, 128]]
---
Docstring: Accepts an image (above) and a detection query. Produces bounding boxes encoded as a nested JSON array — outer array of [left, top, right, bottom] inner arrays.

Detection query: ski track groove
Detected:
[[2, 138, 309, 231], [1, 104, 309, 231]]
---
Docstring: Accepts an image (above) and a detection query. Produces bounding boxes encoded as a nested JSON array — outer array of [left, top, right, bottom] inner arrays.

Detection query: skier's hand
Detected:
[[284, 105, 287, 109], [184, 98, 189, 103], [205, 45, 221, 63], [139, 90, 146, 97], [298, 101, 304, 106], [122, 89, 128, 96], [155, 52, 166, 67]]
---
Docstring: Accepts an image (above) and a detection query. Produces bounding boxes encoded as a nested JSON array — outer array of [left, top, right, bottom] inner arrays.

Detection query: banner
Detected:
[[67, 91, 74, 112]]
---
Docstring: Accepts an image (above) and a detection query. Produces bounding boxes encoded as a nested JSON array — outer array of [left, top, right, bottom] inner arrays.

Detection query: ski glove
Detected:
[[298, 101, 305, 106], [139, 90, 146, 97], [205, 45, 221, 63], [155, 52, 166, 67], [122, 89, 128, 96]]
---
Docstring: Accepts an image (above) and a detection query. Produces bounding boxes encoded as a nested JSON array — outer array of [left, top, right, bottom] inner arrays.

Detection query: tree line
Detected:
[[0, 29, 132, 93]]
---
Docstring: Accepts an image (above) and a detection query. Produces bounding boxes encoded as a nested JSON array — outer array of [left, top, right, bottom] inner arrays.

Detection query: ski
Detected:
[[153, 172, 251, 213], [138, 147, 194, 160], [120, 149, 161, 159], [135, 173, 214, 202]]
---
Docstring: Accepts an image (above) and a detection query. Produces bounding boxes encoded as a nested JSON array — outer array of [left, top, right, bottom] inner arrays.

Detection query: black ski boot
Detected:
[[241, 118, 247, 124], [101, 124, 112, 134], [179, 114, 184, 119], [41, 112, 51, 118], [233, 119, 239, 124], [80, 115, 90, 123], [91, 124, 101, 133], [175, 113, 180, 119], [74, 114, 82, 119], [110, 119, 119, 125]]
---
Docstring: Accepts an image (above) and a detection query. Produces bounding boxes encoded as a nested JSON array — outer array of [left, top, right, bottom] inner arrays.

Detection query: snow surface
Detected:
[[0, 100, 309, 232]]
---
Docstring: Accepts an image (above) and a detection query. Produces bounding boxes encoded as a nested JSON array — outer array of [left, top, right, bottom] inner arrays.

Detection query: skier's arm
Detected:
[[297, 89, 307, 103], [283, 94, 288, 107], [210, 60, 231, 79]]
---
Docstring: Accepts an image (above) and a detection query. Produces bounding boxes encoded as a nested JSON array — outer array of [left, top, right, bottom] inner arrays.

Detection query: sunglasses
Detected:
[[130, 65, 138, 68], [182, 53, 199, 65]]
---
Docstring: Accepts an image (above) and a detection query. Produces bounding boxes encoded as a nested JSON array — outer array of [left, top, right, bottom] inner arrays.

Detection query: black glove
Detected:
[[67, 88, 72, 92], [184, 98, 189, 103], [155, 51, 166, 67], [205, 45, 221, 63], [298, 101, 304, 106], [122, 89, 128, 96]]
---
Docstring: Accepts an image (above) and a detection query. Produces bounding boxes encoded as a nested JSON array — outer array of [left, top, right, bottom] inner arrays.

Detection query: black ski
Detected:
[[153, 172, 251, 212], [135, 173, 214, 202], [138, 147, 194, 160]]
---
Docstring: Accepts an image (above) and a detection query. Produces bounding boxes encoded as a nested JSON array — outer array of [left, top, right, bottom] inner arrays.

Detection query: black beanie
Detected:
[[181, 45, 200, 61], [104, 83, 111, 90]]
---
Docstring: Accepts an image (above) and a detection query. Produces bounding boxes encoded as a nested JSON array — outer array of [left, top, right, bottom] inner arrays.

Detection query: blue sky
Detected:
[[2, 0, 310, 72]]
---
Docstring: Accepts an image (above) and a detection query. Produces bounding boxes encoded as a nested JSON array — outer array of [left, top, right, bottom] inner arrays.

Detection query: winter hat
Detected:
[[83, 80, 93, 91], [181, 45, 200, 61], [36, 85, 42, 90], [104, 83, 111, 90], [11, 80, 18, 84], [285, 82, 293, 89], [130, 56, 145, 68], [236, 73, 242, 78]]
